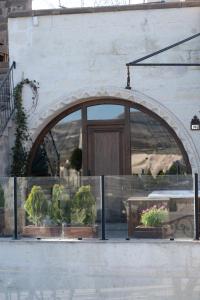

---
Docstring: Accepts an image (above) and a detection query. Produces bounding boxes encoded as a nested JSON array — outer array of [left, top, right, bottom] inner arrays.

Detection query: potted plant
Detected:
[[23, 184, 97, 239], [133, 205, 169, 238], [69, 148, 82, 186], [49, 184, 71, 225], [23, 185, 51, 237], [70, 148, 82, 175], [64, 185, 97, 238], [0, 183, 5, 236]]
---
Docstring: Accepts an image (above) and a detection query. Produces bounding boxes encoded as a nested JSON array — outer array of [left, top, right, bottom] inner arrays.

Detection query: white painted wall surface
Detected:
[[0, 240, 200, 299], [8, 6, 200, 172]]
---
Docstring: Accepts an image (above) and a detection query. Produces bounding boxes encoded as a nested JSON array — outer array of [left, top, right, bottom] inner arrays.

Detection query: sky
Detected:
[[32, 0, 139, 10]]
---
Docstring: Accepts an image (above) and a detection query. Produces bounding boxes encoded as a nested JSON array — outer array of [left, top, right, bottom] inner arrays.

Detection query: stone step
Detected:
[[0, 102, 10, 111], [0, 73, 7, 80], [0, 62, 9, 69], [0, 68, 8, 75], [0, 62, 9, 80]]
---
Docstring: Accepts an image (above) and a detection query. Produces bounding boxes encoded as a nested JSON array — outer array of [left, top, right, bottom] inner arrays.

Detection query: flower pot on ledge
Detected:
[[22, 225, 98, 238], [133, 225, 171, 239], [63, 225, 98, 238], [22, 225, 62, 238]]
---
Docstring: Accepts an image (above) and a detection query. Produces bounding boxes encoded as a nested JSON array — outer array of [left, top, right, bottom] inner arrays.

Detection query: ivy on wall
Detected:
[[11, 79, 39, 176]]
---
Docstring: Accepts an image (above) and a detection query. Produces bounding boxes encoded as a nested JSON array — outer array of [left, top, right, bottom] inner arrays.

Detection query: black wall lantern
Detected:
[[191, 115, 200, 131]]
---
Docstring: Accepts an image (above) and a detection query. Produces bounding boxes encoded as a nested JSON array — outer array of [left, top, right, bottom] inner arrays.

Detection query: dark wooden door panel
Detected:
[[87, 125, 125, 176], [94, 131, 120, 175]]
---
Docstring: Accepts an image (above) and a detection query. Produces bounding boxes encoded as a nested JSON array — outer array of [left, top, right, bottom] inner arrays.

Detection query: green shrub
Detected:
[[71, 185, 96, 225], [69, 148, 82, 172], [0, 184, 5, 208], [24, 185, 48, 226], [140, 205, 168, 227], [49, 184, 71, 224]]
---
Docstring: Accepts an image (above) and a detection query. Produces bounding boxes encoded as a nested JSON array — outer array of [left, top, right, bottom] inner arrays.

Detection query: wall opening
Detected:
[[28, 98, 191, 177]]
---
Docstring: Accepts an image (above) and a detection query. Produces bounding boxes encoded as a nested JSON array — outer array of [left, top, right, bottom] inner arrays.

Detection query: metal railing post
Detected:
[[14, 176, 18, 240], [100, 175, 106, 240], [194, 173, 199, 240]]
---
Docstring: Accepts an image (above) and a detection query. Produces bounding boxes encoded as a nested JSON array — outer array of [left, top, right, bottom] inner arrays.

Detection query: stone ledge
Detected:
[[8, 1, 200, 18], [0, 237, 198, 245]]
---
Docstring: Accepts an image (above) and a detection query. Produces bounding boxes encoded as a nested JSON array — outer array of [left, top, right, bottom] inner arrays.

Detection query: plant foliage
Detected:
[[140, 205, 168, 227], [71, 185, 96, 225], [69, 148, 82, 172], [11, 79, 39, 176], [24, 185, 48, 226], [49, 184, 71, 224]]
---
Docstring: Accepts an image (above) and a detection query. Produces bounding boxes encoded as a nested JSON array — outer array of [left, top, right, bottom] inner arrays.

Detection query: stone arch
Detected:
[[28, 86, 200, 174]]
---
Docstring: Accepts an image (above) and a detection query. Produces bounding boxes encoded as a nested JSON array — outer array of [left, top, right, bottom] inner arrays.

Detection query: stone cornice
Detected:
[[8, 1, 200, 18]]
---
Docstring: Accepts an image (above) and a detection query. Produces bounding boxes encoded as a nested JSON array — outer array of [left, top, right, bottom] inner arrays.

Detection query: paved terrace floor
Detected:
[[0, 239, 199, 299]]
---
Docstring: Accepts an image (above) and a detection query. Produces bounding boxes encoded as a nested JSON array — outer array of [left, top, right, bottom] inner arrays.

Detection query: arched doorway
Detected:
[[28, 98, 191, 177]]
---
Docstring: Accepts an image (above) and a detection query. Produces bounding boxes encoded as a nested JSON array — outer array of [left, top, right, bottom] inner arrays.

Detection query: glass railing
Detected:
[[105, 175, 194, 240], [0, 175, 198, 240], [17, 176, 101, 239], [0, 177, 14, 237]]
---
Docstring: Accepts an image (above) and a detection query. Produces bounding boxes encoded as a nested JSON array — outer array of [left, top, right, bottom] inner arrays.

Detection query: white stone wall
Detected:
[[0, 240, 200, 299], [8, 6, 200, 172]]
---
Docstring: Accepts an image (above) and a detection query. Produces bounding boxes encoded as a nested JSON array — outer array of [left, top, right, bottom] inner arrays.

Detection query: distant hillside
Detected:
[[130, 110, 180, 155], [44, 110, 185, 175]]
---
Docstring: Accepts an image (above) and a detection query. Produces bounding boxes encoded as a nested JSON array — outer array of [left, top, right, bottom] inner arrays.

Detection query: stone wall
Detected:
[[0, 0, 32, 57], [0, 240, 199, 299], [7, 2, 200, 174]]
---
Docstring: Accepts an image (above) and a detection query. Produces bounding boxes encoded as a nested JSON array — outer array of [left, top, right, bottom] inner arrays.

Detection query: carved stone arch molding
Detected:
[[28, 86, 200, 174]]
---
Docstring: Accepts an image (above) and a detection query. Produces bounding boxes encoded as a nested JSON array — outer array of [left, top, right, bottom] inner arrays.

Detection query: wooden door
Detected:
[[87, 125, 125, 176]]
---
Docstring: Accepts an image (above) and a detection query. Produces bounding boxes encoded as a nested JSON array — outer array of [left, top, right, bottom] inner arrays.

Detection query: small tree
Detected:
[[0, 184, 5, 208], [71, 185, 96, 225], [69, 148, 82, 172], [49, 184, 71, 224], [24, 186, 48, 226]]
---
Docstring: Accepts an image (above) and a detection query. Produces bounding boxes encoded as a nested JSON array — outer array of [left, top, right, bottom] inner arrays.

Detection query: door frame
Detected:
[[28, 99, 192, 176], [87, 123, 126, 176], [82, 104, 131, 176]]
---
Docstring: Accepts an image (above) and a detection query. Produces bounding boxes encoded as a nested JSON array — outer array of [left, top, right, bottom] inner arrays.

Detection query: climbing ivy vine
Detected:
[[11, 79, 39, 176]]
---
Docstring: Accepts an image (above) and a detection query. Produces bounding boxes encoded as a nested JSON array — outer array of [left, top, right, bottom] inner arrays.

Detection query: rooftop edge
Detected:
[[8, 1, 200, 18]]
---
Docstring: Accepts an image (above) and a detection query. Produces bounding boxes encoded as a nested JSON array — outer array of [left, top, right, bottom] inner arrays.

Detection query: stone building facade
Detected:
[[0, 0, 32, 61], [3, 1, 200, 177]]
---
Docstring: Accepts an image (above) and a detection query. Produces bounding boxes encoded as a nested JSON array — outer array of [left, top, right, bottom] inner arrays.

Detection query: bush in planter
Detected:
[[49, 184, 71, 225], [71, 185, 96, 225], [69, 148, 82, 173], [140, 205, 168, 227], [24, 185, 48, 226]]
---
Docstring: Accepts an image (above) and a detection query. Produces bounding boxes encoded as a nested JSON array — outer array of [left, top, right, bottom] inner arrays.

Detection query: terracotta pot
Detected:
[[22, 225, 62, 238], [63, 226, 98, 238], [133, 225, 171, 239], [22, 225, 98, 238]]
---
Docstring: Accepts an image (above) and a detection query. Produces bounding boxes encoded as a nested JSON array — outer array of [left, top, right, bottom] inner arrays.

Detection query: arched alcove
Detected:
[[27, 90, 195, 176]]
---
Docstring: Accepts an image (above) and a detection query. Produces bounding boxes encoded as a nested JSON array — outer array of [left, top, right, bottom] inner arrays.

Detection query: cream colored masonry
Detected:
[[7, 3, 200, 174]]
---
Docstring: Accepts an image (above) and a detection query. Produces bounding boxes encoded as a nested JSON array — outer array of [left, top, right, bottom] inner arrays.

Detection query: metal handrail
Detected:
[[42, 131, 60, 176], [125, 33, 200, 89], [0, 61, 16, 136], [127, 32, 200, 66]]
